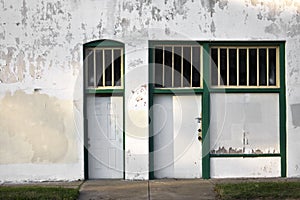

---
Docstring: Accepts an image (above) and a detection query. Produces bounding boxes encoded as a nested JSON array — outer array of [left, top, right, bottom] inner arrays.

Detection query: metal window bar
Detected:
[[276, 47, 280, 87], [200, 46, 203, 88], [181, 46, 184, 87], [257, 48, 259, 86], [190, 46, 193, 87], [217, 48, 220, 86], [237, 48, 239, 86], [172, 46, 174, 87], [121, 48, 124, 87], [84, 47, 124, 89], [267, 48, 269, 87], [112, 49, 114, 87], [246, 48, 249, 86], [210, 46, 279, 88], [93, 49, 96, 88], [102, 49, 105, 86], [154, 44, 202, 88], [162, 46, 165, 87], [226, 48, 229, 86]]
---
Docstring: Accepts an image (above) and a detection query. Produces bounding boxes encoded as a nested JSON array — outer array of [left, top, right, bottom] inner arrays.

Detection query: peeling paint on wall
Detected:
[[0, 90, 78, 164], [0, 0, 300, 180], [200, 0, 228, 16]]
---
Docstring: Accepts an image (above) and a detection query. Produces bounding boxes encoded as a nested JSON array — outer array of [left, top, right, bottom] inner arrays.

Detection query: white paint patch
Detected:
[[211, 157, 281, 178], [0, 163, 83, 183]]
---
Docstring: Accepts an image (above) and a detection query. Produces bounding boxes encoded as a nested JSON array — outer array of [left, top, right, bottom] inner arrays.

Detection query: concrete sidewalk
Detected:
[[78, 179, 216, 200], [2, 178, 300, 199]]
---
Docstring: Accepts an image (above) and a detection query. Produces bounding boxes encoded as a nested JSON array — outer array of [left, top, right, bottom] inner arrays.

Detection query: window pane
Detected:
[[269, 48, 276, 86], [104, 50, 112, 86], [259, 48, 267, 86], [210, 93, 280, 154], [86, 49, 94, 87], [211, 48, 218, 86], [96, 50, 103, 87], [249, 49, 257, 86], [155, 46, 163, 88], [164, 46, 172, 87], [220, 48, 227, 85], [114, 49, 121, 86], [174, 47, 182, 87], [229, 49, 237, 85], [192, 47, 201, 87], [239, 49, 247, 86], [183, 47, 191, 87]]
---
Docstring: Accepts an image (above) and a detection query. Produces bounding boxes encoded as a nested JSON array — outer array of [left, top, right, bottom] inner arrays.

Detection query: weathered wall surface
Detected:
[[0, 0, 299, 181]]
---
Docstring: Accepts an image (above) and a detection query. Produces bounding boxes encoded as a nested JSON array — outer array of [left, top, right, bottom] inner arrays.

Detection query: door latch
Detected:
[[195, 116, 202, 141], [195, 117, 202, 123], [198, 128, 202, 141]]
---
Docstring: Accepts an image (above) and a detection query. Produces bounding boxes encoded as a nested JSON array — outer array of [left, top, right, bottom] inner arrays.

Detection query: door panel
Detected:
[[87, 96, 123, 179], [153, 94, 202, 178]]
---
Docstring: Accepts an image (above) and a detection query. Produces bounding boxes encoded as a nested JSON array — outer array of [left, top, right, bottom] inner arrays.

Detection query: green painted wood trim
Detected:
[[149, 40, 201, 46], [83, 40, 125, 180], [153, 88, 203, 94], [148, 43, 155, 180], [209, 88, 281, 93], [202, 43, 210, 179], [279, 42, 287, 177], [83, 45, 88, 179], [84, 39, 124, 47], [123, 100, 126, 180], [85, 89, 124, 94], [208, 41, 285, 47], [210, 153, 281, 158], [122, 46, 126, 180], [83, 122, 89, 179]]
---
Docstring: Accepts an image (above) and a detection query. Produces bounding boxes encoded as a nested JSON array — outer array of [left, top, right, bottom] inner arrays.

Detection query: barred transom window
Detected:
[[210, 46, 279, 87], [85, 47, 123, 88], [154, 45, 202, 88]]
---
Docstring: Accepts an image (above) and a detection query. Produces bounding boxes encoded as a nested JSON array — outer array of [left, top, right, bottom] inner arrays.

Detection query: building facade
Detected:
[[0, 0, 300, 182]]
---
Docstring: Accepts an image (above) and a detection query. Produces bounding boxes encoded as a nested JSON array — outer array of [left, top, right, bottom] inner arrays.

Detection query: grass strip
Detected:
[[215, 181, 300, 200], [0, 186, 79, 200]]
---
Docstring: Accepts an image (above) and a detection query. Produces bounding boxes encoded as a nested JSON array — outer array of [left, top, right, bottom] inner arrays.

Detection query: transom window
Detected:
[[85, 47, 123, 88], [210, 46, 279, 88], [154, 45, 202, 88]]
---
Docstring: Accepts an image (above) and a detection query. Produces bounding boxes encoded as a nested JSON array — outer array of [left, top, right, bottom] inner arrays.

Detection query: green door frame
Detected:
[[149, 40, 286, 179], [83, 39, 126, 179]]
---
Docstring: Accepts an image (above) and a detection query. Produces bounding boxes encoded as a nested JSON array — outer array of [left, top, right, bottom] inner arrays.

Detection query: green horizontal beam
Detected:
[[208, 41, 285, 47], [84, 39, 124, 47], [85, 89, 123, 94], [149, 40, 201, 47], [153, 88, 203, 94], [209, 88, 281, 93]]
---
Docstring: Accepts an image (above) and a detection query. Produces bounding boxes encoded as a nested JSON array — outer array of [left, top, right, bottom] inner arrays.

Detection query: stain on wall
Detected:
[[0, 90, 78, 164], [291, 104, 300, 127]]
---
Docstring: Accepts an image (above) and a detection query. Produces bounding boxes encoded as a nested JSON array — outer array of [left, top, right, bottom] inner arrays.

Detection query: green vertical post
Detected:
[[279, 42, 286, 177], [123, 46, 126, 180], [83, 47, 89, 180], [202, 43, 210, 179], [148, 43, 155, 180]]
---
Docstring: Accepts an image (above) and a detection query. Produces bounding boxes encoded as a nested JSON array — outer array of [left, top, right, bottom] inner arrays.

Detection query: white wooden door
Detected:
[[153, 94, 202, 178], [87, 96, 123, 179]]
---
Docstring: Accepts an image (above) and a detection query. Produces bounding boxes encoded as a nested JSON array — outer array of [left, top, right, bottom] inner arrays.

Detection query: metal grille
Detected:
[[85, 48, 123, 88], [154, 45, 202, 88], [210, 47, 279, 88]]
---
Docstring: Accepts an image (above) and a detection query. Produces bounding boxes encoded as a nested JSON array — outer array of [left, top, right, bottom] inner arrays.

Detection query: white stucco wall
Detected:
[[0, 0, 300, 181]]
